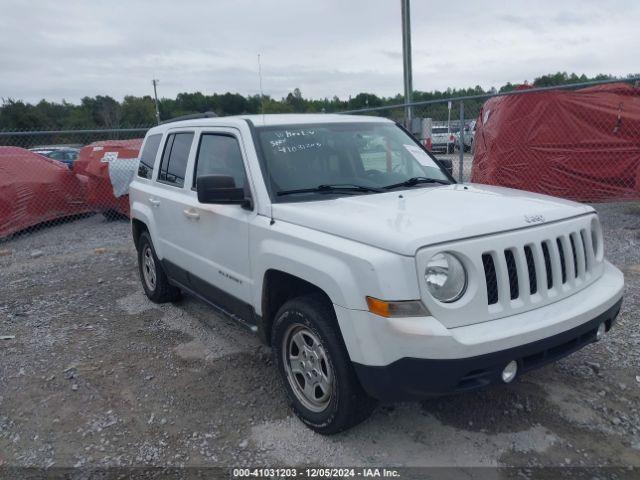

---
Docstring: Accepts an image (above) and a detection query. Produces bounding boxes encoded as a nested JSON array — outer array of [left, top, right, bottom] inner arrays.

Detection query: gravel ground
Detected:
[[0, 203, 639, 475]]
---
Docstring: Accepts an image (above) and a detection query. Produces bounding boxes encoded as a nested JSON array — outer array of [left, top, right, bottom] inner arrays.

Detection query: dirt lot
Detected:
[[1, 203, 640, 475]]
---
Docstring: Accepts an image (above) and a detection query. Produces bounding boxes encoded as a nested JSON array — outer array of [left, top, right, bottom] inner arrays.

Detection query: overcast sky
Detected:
[[0, 0, 637, 104]]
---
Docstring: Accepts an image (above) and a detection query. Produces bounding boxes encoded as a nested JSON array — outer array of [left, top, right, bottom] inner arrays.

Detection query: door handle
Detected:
[[183, 208, 200, 220], [149, 198, 161, 207]]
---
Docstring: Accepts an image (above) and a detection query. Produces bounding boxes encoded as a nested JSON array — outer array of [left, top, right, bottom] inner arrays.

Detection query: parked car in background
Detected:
[[0, 147, 89, 238], [454, 120, 476, 152], [73, 139, 143, 219], [472, 83, 640, 202], [30, 146, 80, 168], [430, 126, 456, 153]]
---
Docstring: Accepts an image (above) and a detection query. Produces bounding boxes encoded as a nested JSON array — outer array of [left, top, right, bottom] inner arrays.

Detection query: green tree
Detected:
[[0, 72, 634, 131], [121, 96, 156, 126]]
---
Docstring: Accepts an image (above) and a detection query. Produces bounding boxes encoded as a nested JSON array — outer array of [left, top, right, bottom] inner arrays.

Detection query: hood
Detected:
[[272, 184, 594, 256]]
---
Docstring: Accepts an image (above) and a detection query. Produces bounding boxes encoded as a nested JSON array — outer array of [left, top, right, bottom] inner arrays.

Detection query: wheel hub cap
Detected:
[[142, 246, 156, 291], [283, 325, 333, 412]]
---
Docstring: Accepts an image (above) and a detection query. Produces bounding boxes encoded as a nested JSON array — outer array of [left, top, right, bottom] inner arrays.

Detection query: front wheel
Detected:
[[272, 294, 376, 434]]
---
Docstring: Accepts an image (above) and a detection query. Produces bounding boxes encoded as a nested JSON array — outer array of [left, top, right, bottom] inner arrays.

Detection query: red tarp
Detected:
[[471, 83, 640, 202], [73, 139, 143, 217], [0, 147, 90, 238]]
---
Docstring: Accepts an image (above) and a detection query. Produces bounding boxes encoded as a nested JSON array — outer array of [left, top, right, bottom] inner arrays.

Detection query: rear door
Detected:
[[150, 130, 196, 284]]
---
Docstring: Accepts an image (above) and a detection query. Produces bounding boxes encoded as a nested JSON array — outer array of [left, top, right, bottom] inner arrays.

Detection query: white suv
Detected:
[[129, 113, 624, 434]]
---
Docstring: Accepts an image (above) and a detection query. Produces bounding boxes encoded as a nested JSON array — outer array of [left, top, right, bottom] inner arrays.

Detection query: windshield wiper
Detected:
[[277, 183, 383, 197], [382, 176, 451, 190]]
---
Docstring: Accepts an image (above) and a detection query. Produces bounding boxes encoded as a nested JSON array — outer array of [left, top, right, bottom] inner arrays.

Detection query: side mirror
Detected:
[[196, 174, 247, 205]]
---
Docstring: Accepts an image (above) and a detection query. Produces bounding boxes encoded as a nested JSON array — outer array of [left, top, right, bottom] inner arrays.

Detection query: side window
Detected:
[[137, 134, 162, 179], [157, 132, 194, 187], [193, 134, 247, 189]]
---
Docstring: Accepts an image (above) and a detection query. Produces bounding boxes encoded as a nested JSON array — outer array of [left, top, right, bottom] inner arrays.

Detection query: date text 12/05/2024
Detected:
[[232, 467, 401, 478]]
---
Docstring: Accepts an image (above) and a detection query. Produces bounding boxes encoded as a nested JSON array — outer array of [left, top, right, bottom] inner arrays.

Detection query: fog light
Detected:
[[596, 322, 606, 341], [502, 361, 518, 383]]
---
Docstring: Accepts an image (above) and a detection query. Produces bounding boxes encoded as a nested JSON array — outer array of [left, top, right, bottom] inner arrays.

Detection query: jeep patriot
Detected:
[[129, 114, 624, 433]]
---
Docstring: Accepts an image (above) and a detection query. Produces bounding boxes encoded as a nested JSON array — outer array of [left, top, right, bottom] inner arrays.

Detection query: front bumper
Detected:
[[353, 297, 621, 401], [332, 261, 624, 401]]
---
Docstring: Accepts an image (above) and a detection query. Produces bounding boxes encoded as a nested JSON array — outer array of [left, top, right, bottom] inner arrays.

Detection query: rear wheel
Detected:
[[137, 231, 181, 303], [272, 294, 376, 434]]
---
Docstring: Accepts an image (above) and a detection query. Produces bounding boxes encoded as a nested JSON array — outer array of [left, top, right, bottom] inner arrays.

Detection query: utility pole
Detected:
[[401, 0, 413, 129], [152, 79, 160, 124]]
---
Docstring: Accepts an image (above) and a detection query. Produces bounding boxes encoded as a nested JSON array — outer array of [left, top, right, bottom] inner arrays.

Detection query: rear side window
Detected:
[[193, 134, 246, 189], [157, 132, 194, 187], [138, 134, 162, 179]]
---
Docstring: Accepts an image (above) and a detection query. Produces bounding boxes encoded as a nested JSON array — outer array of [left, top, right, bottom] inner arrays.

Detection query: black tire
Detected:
[[137, 231, 181, 303], [272, 293, 376, 434]]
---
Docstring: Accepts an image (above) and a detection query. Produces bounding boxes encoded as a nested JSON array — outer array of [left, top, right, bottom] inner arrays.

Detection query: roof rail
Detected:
[[159, 111, 218, 125]]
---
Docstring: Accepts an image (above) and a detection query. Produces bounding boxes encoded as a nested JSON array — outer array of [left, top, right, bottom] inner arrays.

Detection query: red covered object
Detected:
[[0, 147, 90, 238], [73, 139, 143, 217], [471, 83, 640, 202]]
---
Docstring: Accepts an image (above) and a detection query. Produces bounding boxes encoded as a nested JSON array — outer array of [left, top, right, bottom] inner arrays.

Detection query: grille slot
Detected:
[[556, 237, 567, 284], [569, 234, 578, 278], [541, 241, 553, 289], [524, 245, 537, 294], [482, 253, 498, 305], [504, 249, 519, 300], [580, 229, 590, 271]]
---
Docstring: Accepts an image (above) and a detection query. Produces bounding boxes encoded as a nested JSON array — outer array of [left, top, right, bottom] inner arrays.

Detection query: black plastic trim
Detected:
[[160, 111, 218, 125], [161, 259, 260, 333]]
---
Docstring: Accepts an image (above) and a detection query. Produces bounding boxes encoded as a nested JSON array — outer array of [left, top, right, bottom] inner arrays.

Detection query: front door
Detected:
[[178, 129, 254, 321]]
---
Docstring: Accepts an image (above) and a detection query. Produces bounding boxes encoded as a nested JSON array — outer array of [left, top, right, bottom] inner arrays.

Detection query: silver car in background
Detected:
[[454, 120, 476, 152], [431, 126, 456, 153]]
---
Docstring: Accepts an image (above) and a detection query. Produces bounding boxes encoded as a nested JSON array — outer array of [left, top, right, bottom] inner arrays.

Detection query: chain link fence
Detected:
[[1, 78, 639, 241], [0, 127, 150, 239], [343, 78, 640, 200]]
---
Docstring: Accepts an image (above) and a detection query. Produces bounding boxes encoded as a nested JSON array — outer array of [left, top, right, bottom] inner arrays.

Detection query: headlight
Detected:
[[425, 252, 467, 303]]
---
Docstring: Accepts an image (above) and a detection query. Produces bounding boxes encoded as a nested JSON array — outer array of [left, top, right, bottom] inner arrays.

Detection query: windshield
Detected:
[[255, 122, 451, 201]]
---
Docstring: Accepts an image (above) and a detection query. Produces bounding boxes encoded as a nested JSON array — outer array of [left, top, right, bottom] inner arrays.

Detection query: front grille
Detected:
[[481, 227, 596, 307]]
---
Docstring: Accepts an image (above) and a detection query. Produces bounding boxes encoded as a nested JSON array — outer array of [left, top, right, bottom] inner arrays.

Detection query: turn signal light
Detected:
[[366, 296, 430, 318]]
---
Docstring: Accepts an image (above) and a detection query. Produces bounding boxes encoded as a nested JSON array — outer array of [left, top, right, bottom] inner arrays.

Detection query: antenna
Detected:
[[257, 54, 266, 124]]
